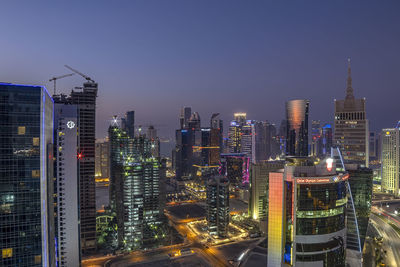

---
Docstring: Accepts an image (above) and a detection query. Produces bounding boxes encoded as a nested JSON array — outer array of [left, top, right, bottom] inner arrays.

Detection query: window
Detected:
[[33, 137, 39, 146], [18, 126, 26, 135], [2, 248, 12, 258], [32, 170, 40, 178], [34, 255, 42, 264]]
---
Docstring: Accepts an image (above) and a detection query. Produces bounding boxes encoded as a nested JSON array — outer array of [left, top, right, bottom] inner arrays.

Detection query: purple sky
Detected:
[[1, 1, 400, 140]]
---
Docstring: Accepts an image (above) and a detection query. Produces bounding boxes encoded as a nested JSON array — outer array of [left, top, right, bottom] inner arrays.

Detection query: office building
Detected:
[[286, 99, 309, 157], [381, 127, 400, 195], [334, 59, 369, 167], [345, 165, 373, 251], [207, 176, 230, 238], [121, 110, 135, 138], [0, 83, 55, 266], [54, 81, 98, 252], [320, 123, 333, 157], [147, 126, 160, 158], [109, 121, 164, 249], [268, 157, 347, 266], [220, 153, 250, 185], [241, 120, 255, 162], [95, 139, 110, 180], [310, 120, 321, 157], [249, 161, 285, 230], [369, 132, 377, 160], [54, 104, 81, 267], [179, 107, 192, 129], [228, 113, 247, 153]]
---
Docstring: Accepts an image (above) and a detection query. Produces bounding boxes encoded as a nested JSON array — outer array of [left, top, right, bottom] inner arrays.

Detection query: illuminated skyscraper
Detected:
[[0, 83, 55, 266], [207, 176, 230, 238], [109, 120, 164, 249], [286, 99, 309, 156], [268, 157, 347, 266], [381, 126, 400, 195], [334, 59, 369, 167], [320, 123, 333, 157], [146, 126, 160, 158], [228, 113, 247, 153]]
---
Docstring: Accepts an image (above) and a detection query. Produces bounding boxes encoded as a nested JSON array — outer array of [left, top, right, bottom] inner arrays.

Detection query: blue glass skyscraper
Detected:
[[0, 83, 55, 266]]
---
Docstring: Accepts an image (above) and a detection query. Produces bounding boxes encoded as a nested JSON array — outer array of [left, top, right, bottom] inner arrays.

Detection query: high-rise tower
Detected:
[[0, 83, 55, 266], [334, 59, 369, 167], [286, 100, 309, 156], [381, 126, 400, 195]]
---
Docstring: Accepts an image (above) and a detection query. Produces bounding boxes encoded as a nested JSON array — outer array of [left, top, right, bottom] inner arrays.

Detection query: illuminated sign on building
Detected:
[[67, 120, 75, 129]]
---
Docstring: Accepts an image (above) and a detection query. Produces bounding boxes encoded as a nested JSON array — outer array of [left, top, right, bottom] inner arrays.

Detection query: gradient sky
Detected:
[[1, 1, 400, 141]]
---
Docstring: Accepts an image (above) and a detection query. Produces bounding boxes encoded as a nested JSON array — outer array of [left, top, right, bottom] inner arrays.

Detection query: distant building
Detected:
[[54, 104, 81, 267], [121, 110, 135, 138], [369, 132, 376, 160], [228, 113, 247, 153], [179, 106, 192, 129], [207, 176, 230, 238], [310, 120, 321, 157], [147, 126, 160, 158], [286, 100, 309, 157], [268, 157, 347, 266], [95, 139, 110, 180], [334, 59, 369, 167], [220, 153, 250, 185], [0, 83, 55, 266], [381, 127, 400, 195], [320, 123, 333, 157]]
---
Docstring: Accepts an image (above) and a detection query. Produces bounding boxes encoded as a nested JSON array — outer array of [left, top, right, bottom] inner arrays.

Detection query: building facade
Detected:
[[95, 139, 110, 180], [54, 104, 81, 267], [0, 83, 55, 266], [207, 176, 230, 238], [268, 157, 347, 266], [381, 127, 400, 195], [286, 100, 309, 157], [334, 60, 369, 167]]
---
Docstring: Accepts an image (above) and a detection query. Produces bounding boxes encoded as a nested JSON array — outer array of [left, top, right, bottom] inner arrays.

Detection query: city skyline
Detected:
[[1, 1, 400, 138]]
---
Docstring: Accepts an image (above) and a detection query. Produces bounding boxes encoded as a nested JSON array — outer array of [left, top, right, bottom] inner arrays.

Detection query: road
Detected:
[[369, 213, 400, 267]]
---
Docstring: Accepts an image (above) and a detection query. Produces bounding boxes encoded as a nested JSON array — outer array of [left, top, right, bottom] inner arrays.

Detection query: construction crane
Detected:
[[64, 65, 95, 83], [49, 73, 75, 95]]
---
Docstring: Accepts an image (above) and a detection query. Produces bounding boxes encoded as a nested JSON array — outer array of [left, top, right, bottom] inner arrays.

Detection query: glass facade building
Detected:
[[285, 100, 309, 157], [0, 83, 55, 266], [268, 157, 347, 267], [206, 176, 230, 238]]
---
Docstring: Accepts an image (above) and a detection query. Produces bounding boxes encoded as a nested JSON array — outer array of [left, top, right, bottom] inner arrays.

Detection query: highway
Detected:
[[369, 213, 400, 267]]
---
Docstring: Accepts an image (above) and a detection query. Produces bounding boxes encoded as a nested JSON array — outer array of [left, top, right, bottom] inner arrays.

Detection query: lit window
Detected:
[[2, 248, 12, 258], [34, 255, 42, 264], [33, 137, 39, 146], [32, 170, 40, 178], [18, 126, 26, 135]]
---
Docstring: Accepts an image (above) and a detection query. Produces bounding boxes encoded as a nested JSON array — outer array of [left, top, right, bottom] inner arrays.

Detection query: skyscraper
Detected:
[[109, 120, 164, 249], [0, 83, 55, 266], [310, 120, 321, 157], [95, 139, 110, 180], [179, 107, 192, 129], [54, 81, 98, 252], [268, 157, 347, 266], [228, 113, 247, 153], [54, 103, 80, 267], [207, 176, 230, 238], [147, 126, 160, 158], [286, 99, 309, 156], [381, 126, 400, 195], [334, 59, 369, 167], [320, 123, 333, 157]]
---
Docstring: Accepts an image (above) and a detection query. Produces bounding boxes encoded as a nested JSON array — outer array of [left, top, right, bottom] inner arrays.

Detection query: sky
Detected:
[[1, 1, 400, 142]]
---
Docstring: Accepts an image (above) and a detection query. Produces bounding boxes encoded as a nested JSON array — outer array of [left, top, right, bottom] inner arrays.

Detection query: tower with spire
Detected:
[[334, 59, 369, 167]]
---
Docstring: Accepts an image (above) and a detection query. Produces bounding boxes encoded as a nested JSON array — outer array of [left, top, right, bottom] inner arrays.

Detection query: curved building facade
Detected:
[[268, 157, 348, 267]]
